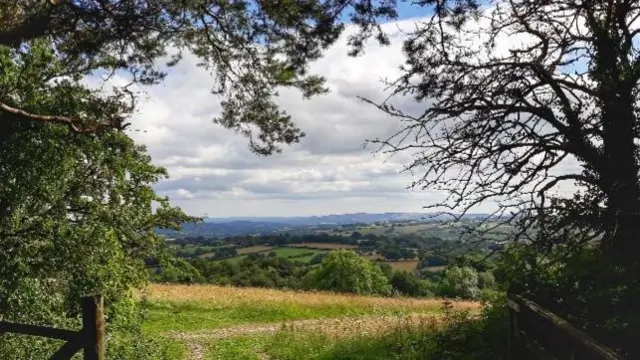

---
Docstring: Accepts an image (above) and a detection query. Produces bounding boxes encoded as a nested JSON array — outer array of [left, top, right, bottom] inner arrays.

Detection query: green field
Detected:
[[213, 246, 327, 264], [143, 284, 481, 359]]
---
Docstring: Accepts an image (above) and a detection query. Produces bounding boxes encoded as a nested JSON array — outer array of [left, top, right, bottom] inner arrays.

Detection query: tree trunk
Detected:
[[600, 96, 640, 266]]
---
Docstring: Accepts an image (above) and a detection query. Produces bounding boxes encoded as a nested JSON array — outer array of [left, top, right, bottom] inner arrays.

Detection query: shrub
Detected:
[[304, 250, 392, 295]]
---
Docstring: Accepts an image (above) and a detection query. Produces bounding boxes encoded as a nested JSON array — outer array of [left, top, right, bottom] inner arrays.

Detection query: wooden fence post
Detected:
[[82, 295, 105, 360]]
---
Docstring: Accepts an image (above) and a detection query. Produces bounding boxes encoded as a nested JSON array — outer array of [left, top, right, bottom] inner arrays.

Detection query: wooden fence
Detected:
[[0, 295, 105, 360], [508, 294, 622, 360]]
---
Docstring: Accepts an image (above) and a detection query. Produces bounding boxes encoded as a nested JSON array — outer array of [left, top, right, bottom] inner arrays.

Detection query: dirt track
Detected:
[[168, 313, 445, 360]]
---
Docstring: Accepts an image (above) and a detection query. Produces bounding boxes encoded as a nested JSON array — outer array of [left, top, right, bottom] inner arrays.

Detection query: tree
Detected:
[[419, 254, 448, 269], [304, 250, 392, 295], [0, 0, 400, 154], [441, 266, 480, 300], [390, 270, 432, 297], [355, 1, 640, 267], [0, 42, 192, 356]]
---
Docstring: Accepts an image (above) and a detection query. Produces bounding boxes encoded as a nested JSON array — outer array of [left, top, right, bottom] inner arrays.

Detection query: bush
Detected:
[[107, 297, 179, 359], [304, 250, 392, 295], [0, 280, 176, 360], [390, 271, 433, 297], [440, 266, 481, 299]]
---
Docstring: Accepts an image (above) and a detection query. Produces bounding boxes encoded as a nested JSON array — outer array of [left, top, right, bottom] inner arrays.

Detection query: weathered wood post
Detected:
[[507, 296, 519, 360], [82, 295, 105, 360]]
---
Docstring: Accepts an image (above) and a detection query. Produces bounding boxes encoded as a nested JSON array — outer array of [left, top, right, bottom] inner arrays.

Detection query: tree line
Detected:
[[153, 249, 499, 300]]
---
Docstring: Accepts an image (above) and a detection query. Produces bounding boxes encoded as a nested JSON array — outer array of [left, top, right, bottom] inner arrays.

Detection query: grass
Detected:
[[236, 245, 273, 255], [206, 318, 438, 360], [271, 247, 323, 258], [142, 284, 483, 359], [387, 260, 420, 272], [142, 284, 479, 334], [204, 318, 445, 360], [288, 243, 359, 250]]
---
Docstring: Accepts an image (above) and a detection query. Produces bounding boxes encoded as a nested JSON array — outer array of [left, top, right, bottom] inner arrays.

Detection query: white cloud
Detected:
[[118, 12, 580, 217]]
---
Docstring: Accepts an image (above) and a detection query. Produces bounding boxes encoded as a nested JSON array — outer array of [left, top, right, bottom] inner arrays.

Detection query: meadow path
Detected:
[[168, 313, 445, 360]]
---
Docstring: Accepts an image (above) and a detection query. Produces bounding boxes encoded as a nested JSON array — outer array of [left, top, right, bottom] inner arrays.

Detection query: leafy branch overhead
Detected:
[[0, 0, 399, 154]]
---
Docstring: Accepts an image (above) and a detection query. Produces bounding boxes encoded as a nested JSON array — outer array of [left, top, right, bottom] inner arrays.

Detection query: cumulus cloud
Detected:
[[119, 14, 578, 217]]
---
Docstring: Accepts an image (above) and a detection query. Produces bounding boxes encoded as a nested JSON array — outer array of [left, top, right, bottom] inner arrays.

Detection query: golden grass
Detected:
[[236, 245, 273, 255], [145, 283, 481, 311], [172, 313, 445, 341], [387, 260, 420, 272], [277, 313, 446, 340], [288, 243, 359, 250]]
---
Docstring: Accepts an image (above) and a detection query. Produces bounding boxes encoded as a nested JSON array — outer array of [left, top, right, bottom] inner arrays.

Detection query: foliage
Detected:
[[496, 244, 640, 357], [308, 252, 328, 265], [357, 0, 640, 264], [0, 42, 192, 357], [183, 253, 311, 289], [105, 297, 181, 359], [152, 258, 205, 284], [0, 0, 401, 154], [389, 271, 433, 297], [0, 279, 179, 359], [303, 250, 392, 295], [418, 254, 449, 269], [0, 41, 192, 302], [440, 266, 481, 300]]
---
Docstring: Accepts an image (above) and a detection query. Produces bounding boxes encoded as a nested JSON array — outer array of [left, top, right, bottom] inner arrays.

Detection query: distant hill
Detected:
[[203, 213, 434, 225], [158, 212, 493, 239]]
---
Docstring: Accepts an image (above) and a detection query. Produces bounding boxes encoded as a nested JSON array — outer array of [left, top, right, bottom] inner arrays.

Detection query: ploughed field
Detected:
[[142, 284, 481, 360]]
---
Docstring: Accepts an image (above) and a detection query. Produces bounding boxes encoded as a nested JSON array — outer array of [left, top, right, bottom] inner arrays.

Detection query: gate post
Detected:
[[82, 295, 105, 360]]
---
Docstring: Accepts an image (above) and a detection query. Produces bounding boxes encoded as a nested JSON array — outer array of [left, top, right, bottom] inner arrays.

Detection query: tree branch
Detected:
[[0, 102, 125, 133]]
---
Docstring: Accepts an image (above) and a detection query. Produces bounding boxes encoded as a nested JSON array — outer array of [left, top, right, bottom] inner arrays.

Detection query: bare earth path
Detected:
[[168, 313, 445, 360]]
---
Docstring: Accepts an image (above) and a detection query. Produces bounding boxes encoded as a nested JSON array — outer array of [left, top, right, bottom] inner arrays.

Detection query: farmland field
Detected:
[[211, 247, 325, 265], [236, 245, 273, 255], [142, 284, 481, 360], [387, 260, 420, 272], [288, 242, 359, 250], [271, 247, 321, 257]]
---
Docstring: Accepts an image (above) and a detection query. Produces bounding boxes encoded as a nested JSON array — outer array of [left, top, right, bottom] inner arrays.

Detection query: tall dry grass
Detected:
[[145, 283, 481, 311]]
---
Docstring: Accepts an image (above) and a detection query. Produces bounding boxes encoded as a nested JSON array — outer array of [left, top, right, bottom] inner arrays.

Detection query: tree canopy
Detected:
[[0, 0, 402, 154], [359, 1, 640, 267], [0, 41, 192, 318], [304, 250, 392, 295]]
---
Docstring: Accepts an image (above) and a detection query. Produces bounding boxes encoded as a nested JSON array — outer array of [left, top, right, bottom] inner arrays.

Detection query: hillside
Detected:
[[158, 212, 497, 238], [142, 284, 481, 360]]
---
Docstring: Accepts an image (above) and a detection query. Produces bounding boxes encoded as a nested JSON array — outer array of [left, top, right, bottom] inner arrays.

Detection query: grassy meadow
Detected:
[[237, 245, 274, 255], [142, 284, 481, 360]]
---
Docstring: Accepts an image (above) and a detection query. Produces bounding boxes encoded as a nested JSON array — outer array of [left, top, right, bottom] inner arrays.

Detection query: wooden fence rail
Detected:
[[0, 295, 105, 360], [508, 294, 622, 360]]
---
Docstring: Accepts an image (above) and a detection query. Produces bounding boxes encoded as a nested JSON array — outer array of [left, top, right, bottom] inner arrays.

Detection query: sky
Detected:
[[120, 13, 453, 218], [121, 5, 579, 218]]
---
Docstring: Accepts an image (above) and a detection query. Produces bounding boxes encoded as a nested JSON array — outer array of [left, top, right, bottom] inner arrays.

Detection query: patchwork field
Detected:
[[387, 260, 420, 272], [288, 242, 359, 250], [142, 284, 481, 360], [237, 245, 274, 255]]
